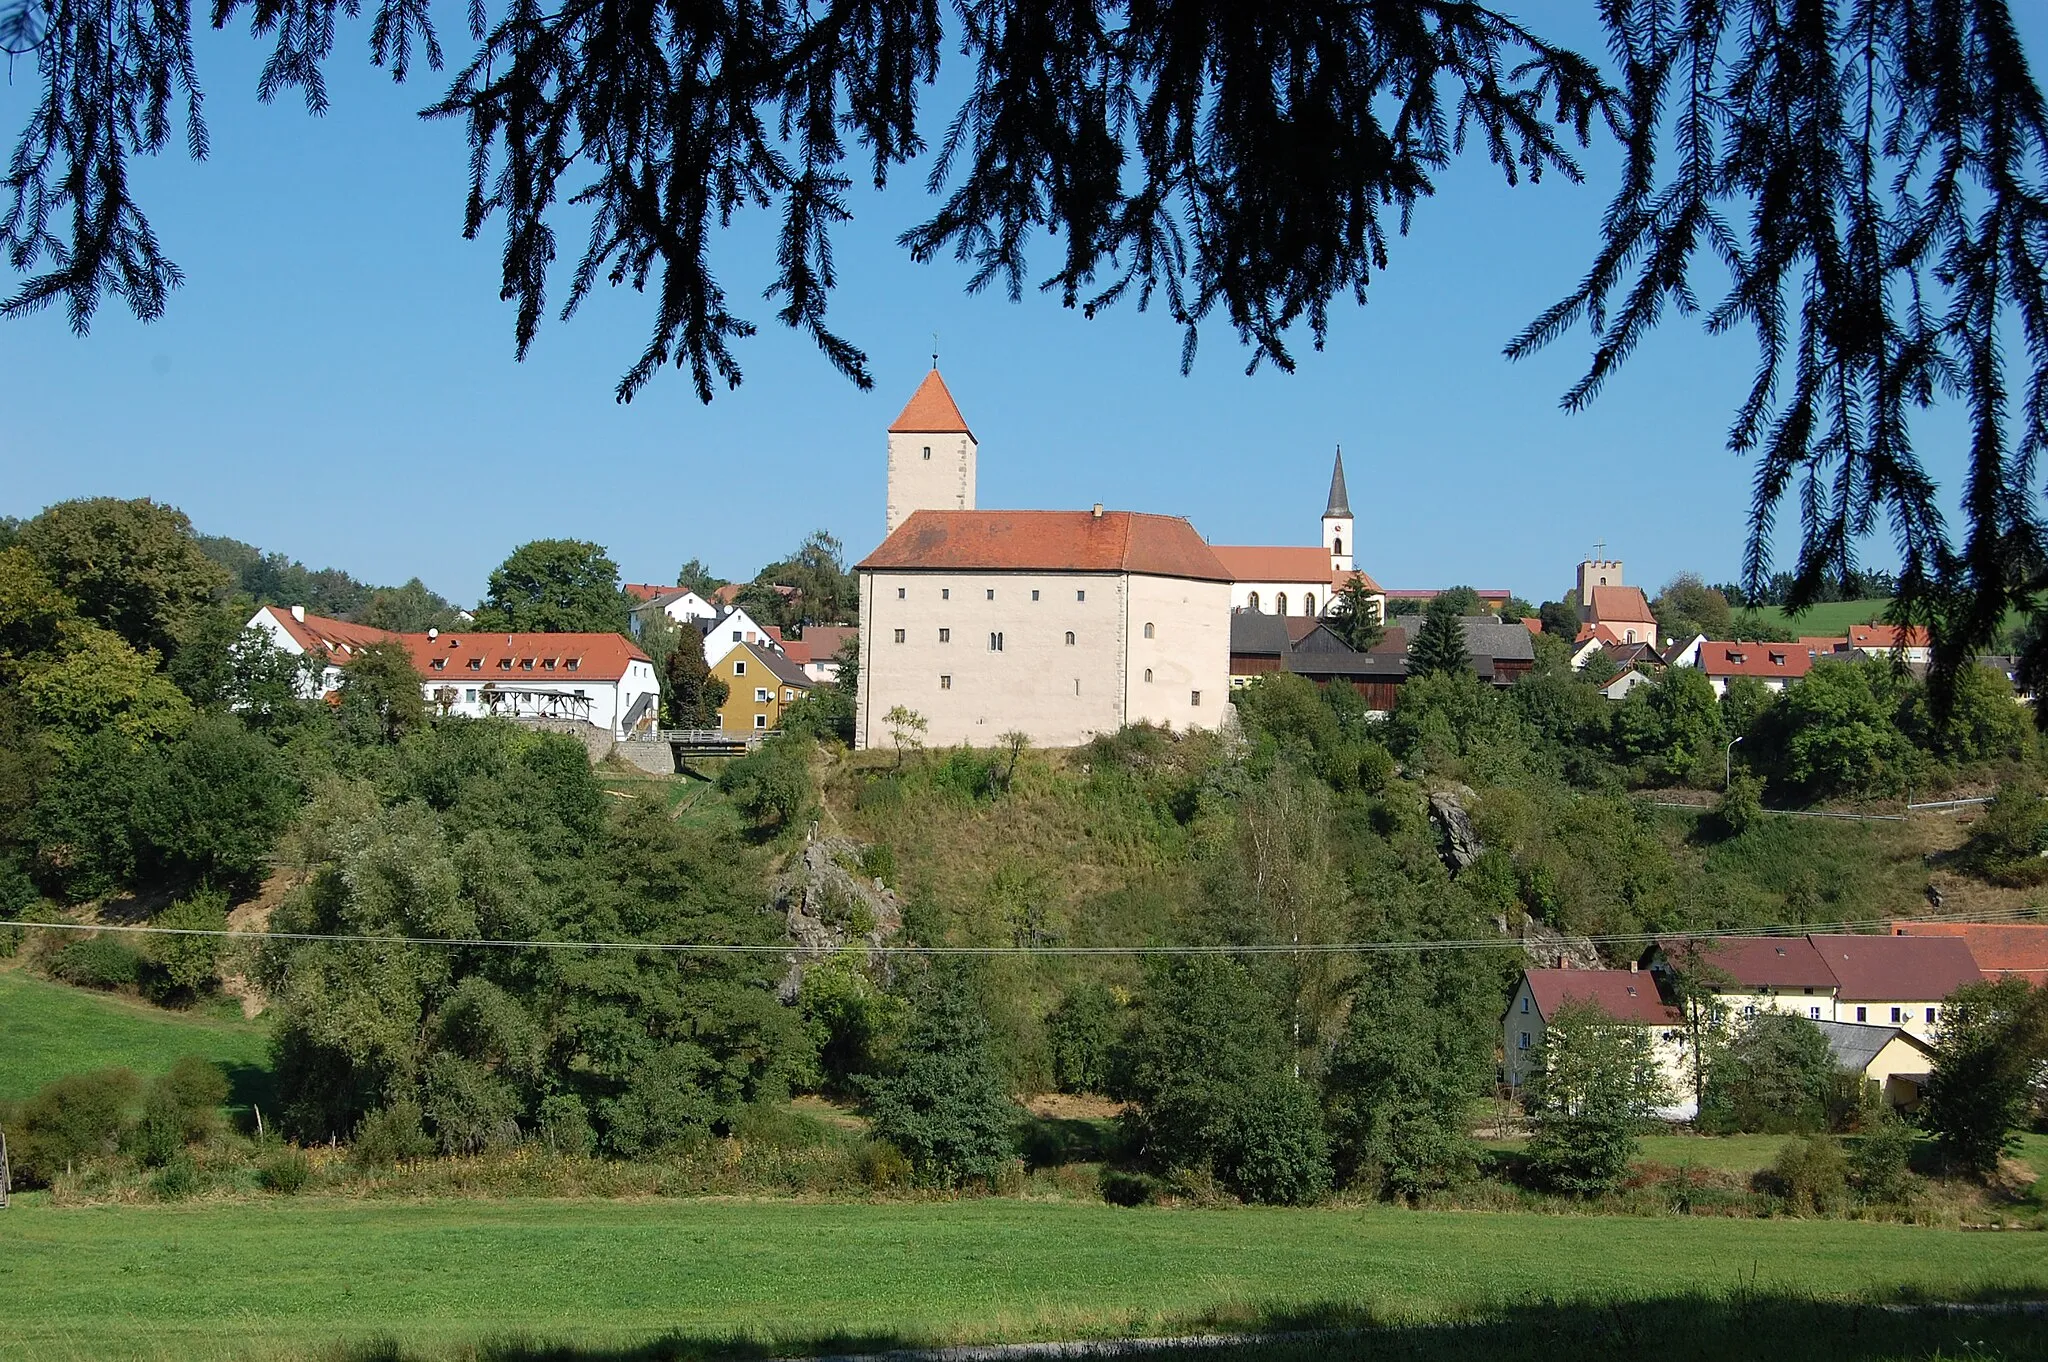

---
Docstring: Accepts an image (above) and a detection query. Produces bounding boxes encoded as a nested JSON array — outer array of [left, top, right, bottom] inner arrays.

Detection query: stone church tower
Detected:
[[885, 369, 977, 535], [1322, 447, 1354, 573]]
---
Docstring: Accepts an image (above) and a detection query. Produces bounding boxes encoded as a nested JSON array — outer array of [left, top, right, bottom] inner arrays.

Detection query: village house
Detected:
[[628, 584, 720, 626], [1642, 935, 1843, 1024], [854, 374, 1234, 750], [795, 625, 857, 685], [1812, 1020, 1938, 1110], [1668, 637, 1819, 696], [1848, 623, 1934, 664], [1502, 967, 1692, 1118], [248, 605, 660, 738], [1644, 931, 1985, 1044], [713, 640, 813, 734], [696, 604, 781, 668]]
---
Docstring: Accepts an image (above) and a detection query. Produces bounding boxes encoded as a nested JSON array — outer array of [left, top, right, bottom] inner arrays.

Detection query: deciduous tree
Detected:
[[17, 500, 227, 659], [1524, 1000, 1667, 1196], [1923, 977, 2048, 1179], [478, 540, 629, 635]]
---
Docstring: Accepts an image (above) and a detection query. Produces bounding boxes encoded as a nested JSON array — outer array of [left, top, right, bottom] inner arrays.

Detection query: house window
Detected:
[[755, 688, 770, 703], [734, 660, 747, 675], [498, 659, 513, 670], [1925, 1007, 1936, 1024], [923, 445, 931, 460], [785, 690, 796, 702], [1517, 1032, 1530, 1050], [1520, 996, 1529, 1014], [542, 659, 556, 670], [1276, 593, 1288, 615], [431, 658, 446, 670], [1143, 622, 1154, 639], [893, 629, 906, 644], [896, 588, 907, 601], [1190, 691, 1201, 706], [566, 659, 579, 672], [1032, 589, 1040, 601], [520, 658, 535, 670], [464, 689, 477, 702], [1856, 1006, 1867, 1022], [986, 588, 995, 600], [939, 628, 950, 643], [1891, 1007, 1903, 1023], [989, 632, 1004, 651], [1247, 591, 1260, 611], [940, 587, 950, 600], [1144, 668, 1153, 682], [1810, 1007, 1821, 1020], [754, 713, 768, 729], [1076, 590, 1086, 602], [1065, 631, 1075, 646], [939, 675, 952, 690], [732, 629, 742, 641], [1743, 1004, 1756, 1018]]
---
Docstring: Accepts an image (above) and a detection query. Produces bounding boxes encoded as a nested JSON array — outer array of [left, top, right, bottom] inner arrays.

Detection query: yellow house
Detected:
[[1814, 1020, 1937, 1111], [714, 641, 813, 734]]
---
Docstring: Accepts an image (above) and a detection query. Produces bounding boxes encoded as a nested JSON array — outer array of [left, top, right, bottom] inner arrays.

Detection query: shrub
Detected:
[[1524, 1002, 1668, 1197], [352, 1100, 435, 1167], [860, 962, 1019, 1188], [1045, 982, 1122, 1095], [1100, 1169, 1157, 1207], [537, 1094, 596, 1157], [47, 935, 143, 990], [1225, 1079, 1333, 1206], [855, 1138, 912, 1190], [1700, 1011, 1836, 1134], [1848, 1111, 1917, 1205], [10, 1068, 141, 1185], [148, 1154, 201, 1201], [256, 1146, 312, 1194], [1769, 1135, 1848, 1215], [145, 887, 230, 997], [717, 739, 815, 829]]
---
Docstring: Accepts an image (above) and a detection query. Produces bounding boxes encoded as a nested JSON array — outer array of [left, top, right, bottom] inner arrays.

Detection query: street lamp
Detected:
[[1725, 735, 1744, 790]]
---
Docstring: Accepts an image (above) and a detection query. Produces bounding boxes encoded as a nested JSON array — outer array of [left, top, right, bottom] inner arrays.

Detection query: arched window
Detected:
[[1303, 594, 1316, 616], [1275, 593, 1288, 615], [1247, 592, 1260, 611], [1064, 631, 1075, 646], [1143, 622, 1155, 639], [1334, 535, 1343, 556], [1143, 668, 1154, 683]]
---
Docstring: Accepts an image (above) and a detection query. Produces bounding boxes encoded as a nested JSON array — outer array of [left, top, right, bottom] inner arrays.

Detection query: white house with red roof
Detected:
[[1668, 636, 1820, 695], [855, 370, 1231, 749], [1503, 966, 1691, 1117], [249, 605, 660, 738]]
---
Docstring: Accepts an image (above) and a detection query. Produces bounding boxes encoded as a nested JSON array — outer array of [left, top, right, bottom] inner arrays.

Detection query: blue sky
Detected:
[[2, 6, 2039, 607]]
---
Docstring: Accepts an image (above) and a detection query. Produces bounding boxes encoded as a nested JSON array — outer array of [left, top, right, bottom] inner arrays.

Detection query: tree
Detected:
[[662, 640, 727, 729], [883, 706, 928, 766], [1407, 600, 1471, 678], [478, 540, 629, 634], [1699, 1011, 1837, 1135], [860, 962, 1018, 1188], [1523, 1001, 1667, 1196], [1433, 586, 1483, 617], [17, 500, 228, 659], [1749, 660, 1916, 799], [1897, 664, 2031, 764], [1576, 646, 1621, 688], [1328, 576, 1385, 652], [17, 626, 192, 757], [148, 888, 232, 995], [1045, 981, 1122, 1095], [1923, 977, 2048, 1179], [675, 559, 724, 599], [335, 641, 429, 745], [1651, 574, 1733, 646], [1611, 666, 1724, 785], [1538, 601, 1580, 639], [129, 714, 296, 889], [1499, 596, 1537, 622], [359, 579, 464, 633]]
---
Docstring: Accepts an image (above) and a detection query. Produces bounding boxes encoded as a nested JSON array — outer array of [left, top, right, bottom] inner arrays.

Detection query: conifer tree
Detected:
[[662, 642, 726, 729], [1329, 576, 1385, 653], [1408, 600, 1470, 678]]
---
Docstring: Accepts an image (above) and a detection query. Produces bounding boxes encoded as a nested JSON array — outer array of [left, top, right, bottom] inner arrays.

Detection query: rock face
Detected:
[[1426, 785, 1487, 874], [770, 836, 903, 999], [1519, 918, 1602, 973]]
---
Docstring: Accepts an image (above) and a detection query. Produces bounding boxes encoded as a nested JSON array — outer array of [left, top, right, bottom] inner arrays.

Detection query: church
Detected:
[[853, 371, 1381, 750]]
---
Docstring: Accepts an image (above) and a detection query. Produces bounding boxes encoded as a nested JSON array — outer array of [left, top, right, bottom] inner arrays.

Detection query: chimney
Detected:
[[291, 605, 306, 623], [1629, 959, 1639, 973], [1092, 503, 1103, 518]]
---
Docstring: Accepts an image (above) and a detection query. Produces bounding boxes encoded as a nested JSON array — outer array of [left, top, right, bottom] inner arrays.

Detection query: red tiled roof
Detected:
[[258, 606, 402, 660], [711, 583, 744, 607], [1521, 617, 1544, 635], [801, 626, 857, 662], [1695, 641, 1818, 679], [1806, 933, 1985, 1001], [404, 631, 650, 683], [1575, 623, 1625, 647], [1798, 635, 1850, 650], [1210, 545, 1335, 583], [1524, 969, 1680, 1026], [623, 583, 670, 602], [859, 510, 1232, 582], [1331, 567, 1386, 594], [888, 369, 973, 437], [1656, 936, 1838, 990], [1586, 584, 1658, 625], [1848, 623, 1932, 650], [1890, 920, 2048, 984], [778, 637, 813, 665]]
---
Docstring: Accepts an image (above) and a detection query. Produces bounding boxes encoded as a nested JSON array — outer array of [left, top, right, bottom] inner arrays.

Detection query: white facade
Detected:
[[1231, 578, 1333, 619], [420, 657, 661, 738], [702, 607, 778, 667], [855, 568, 1231, 750], [1501, 975, 1693, 1120]]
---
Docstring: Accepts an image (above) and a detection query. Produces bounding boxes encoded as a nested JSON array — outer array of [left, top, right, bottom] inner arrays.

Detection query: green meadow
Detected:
[[1, 1198, 2043, 1361], [0, 967, 272, 1104]]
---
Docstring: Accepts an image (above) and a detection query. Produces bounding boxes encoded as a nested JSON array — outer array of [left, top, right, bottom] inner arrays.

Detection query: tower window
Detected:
[[1143, 622, 1155, 639], [923, 446, 932, 460], [893, 630, 905, 644], [939, 628, 950, 643], [1064, 631, 1075, 646], [940, 675, 952, 690], [1031, 590, 1040, 601], [989, 632, 1004, 651], [1190, 691, 1201, 706], [897, 587, 906, 599], [986, 588, 995, 600], [1076, 590, 1085, 602], [942, 588, 950, 600], [1143, 668, 1153, 682], [1334, 535, 1343, 556]]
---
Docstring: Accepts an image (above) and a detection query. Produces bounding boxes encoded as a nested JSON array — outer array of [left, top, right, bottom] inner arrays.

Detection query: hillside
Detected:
[[0, 965, 273, 1105]]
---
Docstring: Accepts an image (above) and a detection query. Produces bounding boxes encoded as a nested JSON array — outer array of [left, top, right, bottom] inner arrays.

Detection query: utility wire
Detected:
[[5, 905, 2042, 957]]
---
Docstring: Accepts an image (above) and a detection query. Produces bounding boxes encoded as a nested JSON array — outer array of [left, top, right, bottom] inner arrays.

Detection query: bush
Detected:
[[1700, 1011, 1836, 1135], [860, 962, 1019, 1188], [1225, 1079, 1333, 1206], [1769, 1134, 1848, 1215], [352, 1100, 435, 1167], [148, 1154, 201, 1201], [1524, 1002, 1668, 1197], [130, 713, 295, 888], [9, 1068, 141, 1185], [1045, 982, 1122, 1095], [47, 935, 143, 990], [855, 1138, 912, 1190], [717, 739, 815, 829], [537, 1094, 596, 1157], [145, 886, 230, 998], [1100, 1168, 1157, 1206], [256, 1146, 312, 1194], [1848, 1111, 1917, 1205]]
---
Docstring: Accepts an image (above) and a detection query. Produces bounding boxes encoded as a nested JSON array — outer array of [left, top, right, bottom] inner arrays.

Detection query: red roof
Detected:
[[801, 626, 857, 662], [1695, 641, 1818, 679], [1585, 584, 1658, 626], [1523, 969, 1680, 1025], [1656, 936, 1837, 990], [258, 605, 402, 660], [259, 607, 648, 683], [1806, 934, 1985, 1001], [711, 583, 744, 607], [859, 510, 1232, 582], [1890, 920, 2048, 984], [1848, 623, 1932, 650], [888, 369, 973, 437], [623, 583, 670, 603], [1384, 589, 1512, 602], [778, 637, 813, 665], [1520, 617, 1544, 636], [1210, 545, 1335, 584], [1331, 567, 1387, 594]]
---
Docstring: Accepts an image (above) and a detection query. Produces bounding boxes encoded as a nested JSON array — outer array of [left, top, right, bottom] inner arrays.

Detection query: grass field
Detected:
[[1, 1198, 2043, 1360], [1480, 1133, 1796, 1174], [0, 967, 272, 1104], [1746, 598, 2031, 639]]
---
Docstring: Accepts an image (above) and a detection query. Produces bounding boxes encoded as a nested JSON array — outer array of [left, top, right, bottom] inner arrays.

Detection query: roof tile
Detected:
[[859, 510, 1232, 582]]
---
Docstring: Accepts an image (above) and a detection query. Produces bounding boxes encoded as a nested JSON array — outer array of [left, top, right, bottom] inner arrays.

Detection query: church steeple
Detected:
[[1323, 446, 1355, 573]]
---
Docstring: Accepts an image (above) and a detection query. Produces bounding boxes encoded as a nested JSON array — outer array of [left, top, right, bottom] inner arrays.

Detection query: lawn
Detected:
[[1746, 598, 2030, 639], [1, 1198, 2042, 1361], [1480, 1133, 1795, 1174], [0, 967, 273, 1105]]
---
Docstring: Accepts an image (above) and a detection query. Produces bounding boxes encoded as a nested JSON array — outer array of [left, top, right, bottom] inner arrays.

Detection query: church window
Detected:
[[1143, 668, 1153, 683], [892, 630, 905, 644], [940, 675, 952, 690], [1275, 593, 1288, 615], [1190, 691, 1201, 706], [1064, 631, 1075, 646], [939, 628, 950, 643], [1247, 592, 1260, 611], [1143, 622, 1154, 639], [1303, 594, 1316, 615], [1334, 535, 1343, 556]]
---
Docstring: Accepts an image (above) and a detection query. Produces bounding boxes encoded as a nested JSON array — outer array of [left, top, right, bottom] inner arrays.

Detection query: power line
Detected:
[[5, 906, 2042, 958]]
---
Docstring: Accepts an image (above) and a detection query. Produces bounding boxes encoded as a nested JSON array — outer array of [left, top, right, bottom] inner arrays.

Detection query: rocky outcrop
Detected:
[[771, 836, 903, 999], [1426, 785, 1487, 874], [1517, 917, 1602, 972]]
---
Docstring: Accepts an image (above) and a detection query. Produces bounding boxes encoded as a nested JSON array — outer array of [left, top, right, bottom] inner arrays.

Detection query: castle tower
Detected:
[[885, 369, 977, 536], [1322, 446, 1354, 573], [1576, 553, 1624, 614]]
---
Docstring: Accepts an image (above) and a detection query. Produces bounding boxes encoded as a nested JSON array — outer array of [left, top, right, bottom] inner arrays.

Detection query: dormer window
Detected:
[[542, 659, 557, 671], [468, 659, 482, 671], [566, 659, 579, 672], [430, 659, 446, 670], [499, 659, 513, 670], [520, 658, 535, 670], [1769, 651, 1786, 665]]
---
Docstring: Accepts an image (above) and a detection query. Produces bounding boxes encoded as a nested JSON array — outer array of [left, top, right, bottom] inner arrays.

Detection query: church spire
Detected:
[[1324, 446, 1351, 518]]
